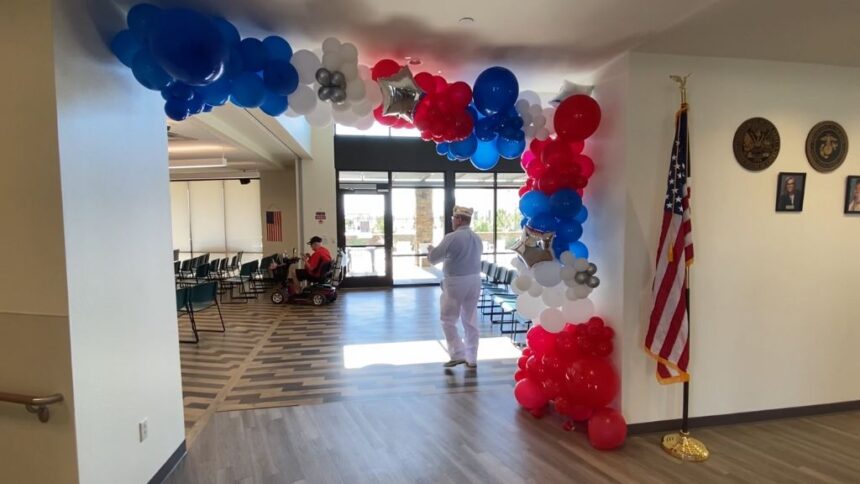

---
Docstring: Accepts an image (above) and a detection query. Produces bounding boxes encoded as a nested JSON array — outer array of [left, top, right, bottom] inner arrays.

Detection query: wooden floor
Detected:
[[179, 286, 520, 444], [166, 388, 860, 483]]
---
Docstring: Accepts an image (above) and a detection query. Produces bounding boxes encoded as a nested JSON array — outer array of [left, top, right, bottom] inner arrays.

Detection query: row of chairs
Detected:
[[478, 261, 532, 344], [175, 281, 225, 344]]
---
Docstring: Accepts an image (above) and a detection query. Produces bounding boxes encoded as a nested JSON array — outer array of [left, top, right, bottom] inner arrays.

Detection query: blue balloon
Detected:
[[212, 17, 240, 47], [110, 30, 142, 68], [163, 82, 194, 102], [164, 99, 189, 121], [527, 212, 558, 233], [263, 36, 293, 61], [555, 218, 583, 243], [470, 138, 500, 170], [569, 241, 589, 259], [260, 91, 289, 116], [519, 190, 550, 218], [472, 66, 519, 116], [230, 72, 265, 107], [500, 124, 525, 141], [240, 38, 268, 72], [127, 3, 161, 40], [551, 237, 569, 259], [131, 50, 172, 91], [575, 205, 589, 224], [450, 134, 478, 158], [520, 217, 528, 228], [447, 151, 457, 161], [202, 104, 214, 112], [263, 60, 299, 95], [148, 9, 227, 86], [550, 188, 584, 218], [475, 117, 498, 141], [435, 142, 450, 155], [224, 46, 244, 80], [497, 136, 526, 160], [198, 78, 232, 106], [467, 105, 480, 123]]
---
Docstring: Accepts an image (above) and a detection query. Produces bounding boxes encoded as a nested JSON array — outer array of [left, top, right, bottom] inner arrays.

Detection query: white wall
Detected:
[[618, 52, 860, 423], [260, 166, 301, 255], [52, 0, 186, 481], [300, 125, 338, 248]]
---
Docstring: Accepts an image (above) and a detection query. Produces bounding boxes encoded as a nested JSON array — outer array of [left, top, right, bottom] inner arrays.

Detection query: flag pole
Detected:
[[660, 74, 709, 462]]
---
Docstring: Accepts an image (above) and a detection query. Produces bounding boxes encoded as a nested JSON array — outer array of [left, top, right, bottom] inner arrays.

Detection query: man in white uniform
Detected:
[[428, 206, 484, 368]]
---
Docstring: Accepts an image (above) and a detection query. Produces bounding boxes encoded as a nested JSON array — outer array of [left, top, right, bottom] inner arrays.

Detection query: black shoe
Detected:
[[465, 362, 478, 369], [443, 359, 466, 368]]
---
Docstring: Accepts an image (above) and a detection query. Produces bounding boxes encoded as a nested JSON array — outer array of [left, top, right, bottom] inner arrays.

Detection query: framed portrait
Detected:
[[775, 172, 806, 212], [845, 176, 860, 214]]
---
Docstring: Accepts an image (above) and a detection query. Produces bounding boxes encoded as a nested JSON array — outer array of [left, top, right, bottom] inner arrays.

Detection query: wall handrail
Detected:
[[0, 391, 64, 423]]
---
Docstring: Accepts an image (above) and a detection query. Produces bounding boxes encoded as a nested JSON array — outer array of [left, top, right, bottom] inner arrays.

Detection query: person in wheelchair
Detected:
[[289, 236, 332, 293]]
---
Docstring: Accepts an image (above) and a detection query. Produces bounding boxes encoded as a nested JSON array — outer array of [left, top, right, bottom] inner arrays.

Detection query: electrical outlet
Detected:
[[139, 419, 148, 442]]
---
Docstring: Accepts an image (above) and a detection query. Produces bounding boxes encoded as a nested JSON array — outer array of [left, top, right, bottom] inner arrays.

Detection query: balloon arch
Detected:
[[111, 4, 625, 450]]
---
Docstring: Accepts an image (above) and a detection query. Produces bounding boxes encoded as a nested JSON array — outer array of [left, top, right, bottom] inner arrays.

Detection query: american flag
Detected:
[[645, 104, 693, 384], [266, 210, 282, 242]]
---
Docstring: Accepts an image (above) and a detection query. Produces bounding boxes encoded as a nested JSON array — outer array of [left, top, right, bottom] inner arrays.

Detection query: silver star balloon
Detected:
[[378, 66, 424, 122], [511, 226, 555, 268]]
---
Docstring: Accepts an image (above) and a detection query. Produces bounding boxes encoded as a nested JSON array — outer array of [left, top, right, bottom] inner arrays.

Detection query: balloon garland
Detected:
[[109, 3, 625, 450]]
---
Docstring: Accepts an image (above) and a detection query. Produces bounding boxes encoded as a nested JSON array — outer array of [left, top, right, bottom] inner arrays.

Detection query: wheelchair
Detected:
[[270, 249, 345, 306]]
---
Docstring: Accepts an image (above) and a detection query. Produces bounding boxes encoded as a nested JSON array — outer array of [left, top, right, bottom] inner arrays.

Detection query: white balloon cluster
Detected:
[[515, 90, 556, 143], [286, 37, 382, 129], [510, 251, 597, 334]]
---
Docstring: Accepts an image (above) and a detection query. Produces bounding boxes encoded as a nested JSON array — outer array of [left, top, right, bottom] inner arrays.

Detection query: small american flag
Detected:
[[266, 210, 282, 242], [645, 104, 693, 384]]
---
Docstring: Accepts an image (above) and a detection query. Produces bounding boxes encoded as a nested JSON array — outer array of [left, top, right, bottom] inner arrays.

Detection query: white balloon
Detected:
[[306, 101, 332, 127], [352, 99, 373, 117], [560, 251, 576, 267], [513, 275, 533, 292], [357, 64, 371, 80], [512, 283, 525, 295], [543, 107, 555, 132], [539, 307, 566, 333], [533, 115, 546, 128], [355, 114, 375, 130], [340, 42, 358, 62], [322, 51, 343, 71], [289, 85, 317, 114], [364, 80, 382, 107], [322, 37, 342, 53], [532, 260, 562, 287], [346, 79, 366, 101], [516, 294, 544, 320], [573, 258, 590, 272], [541, 285, 566, 308], [565, 287, 579, 301], [527, 284, 543, 297], [291, 49, 321, 85], [515, 99, 530, 115], [525, 125, 536, 139], [340, 63, 359, 81], [520, 111, 532, 124], [560, 266, 578, 281], [518, 90, 541, 106], [573, 284, 593, 299], [284, 106, 301, 118], [563, 278, 579, 288], [529, 104, 543, 117], [332, 105, 358, 125], [562, 298, 594, 322], [511, 256, 526, 272], [535, 127, 550, 140]]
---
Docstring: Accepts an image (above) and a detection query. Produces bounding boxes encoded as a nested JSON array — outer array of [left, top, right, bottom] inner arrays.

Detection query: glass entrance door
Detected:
[[338, 172, 391, 286], [391, 172, 445, 285]]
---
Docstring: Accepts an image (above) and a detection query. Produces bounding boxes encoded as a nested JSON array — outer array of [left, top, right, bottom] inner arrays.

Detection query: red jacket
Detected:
[[306, 247, 332, 277]]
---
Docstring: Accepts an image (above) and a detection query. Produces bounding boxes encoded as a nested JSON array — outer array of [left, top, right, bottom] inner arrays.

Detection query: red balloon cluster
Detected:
[[370, 59, 415, 129], [513, 321, 627, 450], [413, 74, 474, 142]]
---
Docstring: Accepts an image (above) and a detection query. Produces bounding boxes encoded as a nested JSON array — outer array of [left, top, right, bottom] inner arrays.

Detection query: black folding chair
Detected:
[[176, 287, 198, 344], [188, 282, 225, 333]]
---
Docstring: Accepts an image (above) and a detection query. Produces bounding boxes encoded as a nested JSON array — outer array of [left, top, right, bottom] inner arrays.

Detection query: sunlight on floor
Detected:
[[342, 337, 521, 369]]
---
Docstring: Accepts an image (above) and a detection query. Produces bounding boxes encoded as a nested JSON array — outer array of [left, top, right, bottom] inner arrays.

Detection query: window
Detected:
[[454, 172, 525, 266], [335, 122, 421, 138]]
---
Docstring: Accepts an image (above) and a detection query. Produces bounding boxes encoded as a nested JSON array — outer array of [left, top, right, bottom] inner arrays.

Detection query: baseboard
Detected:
[[628, 399, 860, 435], [149, 440, 187, 484]]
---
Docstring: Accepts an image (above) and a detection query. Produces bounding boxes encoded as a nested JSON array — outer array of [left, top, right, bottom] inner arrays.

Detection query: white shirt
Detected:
[[428, 225, 483, 278]]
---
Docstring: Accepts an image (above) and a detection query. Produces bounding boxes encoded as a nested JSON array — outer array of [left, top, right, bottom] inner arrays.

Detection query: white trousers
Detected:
[[440, 274, 482, 363]]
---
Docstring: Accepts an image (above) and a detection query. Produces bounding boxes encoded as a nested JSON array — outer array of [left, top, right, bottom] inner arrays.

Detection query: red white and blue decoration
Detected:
[[109, 3, 625, 450]]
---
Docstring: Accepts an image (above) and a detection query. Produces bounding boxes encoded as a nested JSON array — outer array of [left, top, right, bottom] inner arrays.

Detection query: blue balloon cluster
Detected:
[[518, 188, 590, 260], [110, 4, 299, 121], [433, 66, 526, 171]]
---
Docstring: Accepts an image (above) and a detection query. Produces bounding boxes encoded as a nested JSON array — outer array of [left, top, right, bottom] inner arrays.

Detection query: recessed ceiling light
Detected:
[[459, 16, 475, 23], [405, 56, 422, 65]]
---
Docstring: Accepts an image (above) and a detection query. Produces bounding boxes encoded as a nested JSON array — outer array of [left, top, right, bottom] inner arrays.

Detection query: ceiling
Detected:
[[147, 0, 860, 92]]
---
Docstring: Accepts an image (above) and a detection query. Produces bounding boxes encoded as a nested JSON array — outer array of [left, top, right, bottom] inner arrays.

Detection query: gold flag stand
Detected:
[[660, 75, 709, 462]]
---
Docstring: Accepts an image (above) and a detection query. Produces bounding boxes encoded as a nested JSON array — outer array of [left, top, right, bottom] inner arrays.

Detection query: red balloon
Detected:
[[555, 331, 580, 360], [536, 171, 564, 195], [374, 105, 397, 126], [518, 185, 530, 197], [576, 188, 584, 197], [541, 139, 573, 167], [447, 81, 473, 107], [569, 404, 594, 421], [541, 353, 566, 379], [540, 378, 563, 400], [414, 72, 435, 93], [564, 357, 620, 408], [517, 355, 529, 369], [588, 408, 627, 450], [514, 369, 528, 381], [555, 94, 601, 141], [530, 138, 549, 157], [433, 75, 448, 94], [522, 347, 533, 357], [372, 59, 401, 81], [569, 140, 585, 155], [521, 150, 537, 170], [514, 378, 549, 410], [525, 159, 549, 179], [526, 324, 557, 355], [575, 154, 595, 179]]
